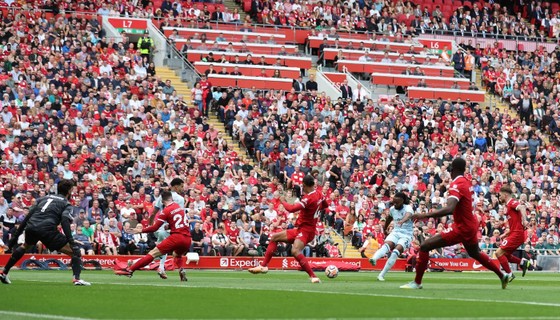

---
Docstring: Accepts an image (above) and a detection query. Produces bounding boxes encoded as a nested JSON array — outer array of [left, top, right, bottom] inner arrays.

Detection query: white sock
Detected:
[[380, 249, 400, 278], [372, 244, 390, 262], [159, 254, 168, 271]]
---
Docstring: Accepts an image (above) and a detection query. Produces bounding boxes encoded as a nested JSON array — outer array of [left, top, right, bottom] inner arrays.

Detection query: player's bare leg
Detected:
[[465, 244, 509, 289], [291, 239, 320, 283], [249, 231, 289, 274], [378, 243, 402, 281], [401, 235, 448, 289], [116, 247, 162, 277]]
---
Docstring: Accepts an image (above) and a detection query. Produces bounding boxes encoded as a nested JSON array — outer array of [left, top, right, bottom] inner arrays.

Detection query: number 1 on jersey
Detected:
[[41, 199, 54, 212]]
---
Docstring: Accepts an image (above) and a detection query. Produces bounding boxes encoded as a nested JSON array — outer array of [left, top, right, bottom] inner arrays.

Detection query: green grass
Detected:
[[1, 270, 559, 320]]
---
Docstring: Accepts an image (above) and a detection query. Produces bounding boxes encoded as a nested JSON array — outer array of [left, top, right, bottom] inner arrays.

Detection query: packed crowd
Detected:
[[242, 0, 558, 40], [0, 2, 557, 272]]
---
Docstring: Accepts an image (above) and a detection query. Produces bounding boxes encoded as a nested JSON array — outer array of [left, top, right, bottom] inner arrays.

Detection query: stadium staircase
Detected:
[[156, 66, 193, 105], [331, 232, 362, 258], [157, 66, 255, 165], [224, 0, 249, 22]]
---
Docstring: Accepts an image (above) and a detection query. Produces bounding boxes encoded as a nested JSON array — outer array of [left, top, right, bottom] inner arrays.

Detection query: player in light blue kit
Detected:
[[150, 178, 185, 279], [369, 192, 414, 281]]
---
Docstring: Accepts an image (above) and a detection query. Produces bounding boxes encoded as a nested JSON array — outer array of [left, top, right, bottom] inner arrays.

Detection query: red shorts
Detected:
[[499, 234, 525, 254], [441, 226, 478, 247], [286, 227, 315, 245], [157, 233, 191, 255]]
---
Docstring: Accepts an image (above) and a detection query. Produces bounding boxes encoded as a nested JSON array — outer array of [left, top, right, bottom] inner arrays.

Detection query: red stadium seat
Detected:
[[463, 1, 472, 8]]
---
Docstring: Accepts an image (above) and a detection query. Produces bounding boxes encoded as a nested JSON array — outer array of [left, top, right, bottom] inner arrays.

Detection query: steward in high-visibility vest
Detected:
[[464, 51, 475, 79], [137, 31, 154, 62]]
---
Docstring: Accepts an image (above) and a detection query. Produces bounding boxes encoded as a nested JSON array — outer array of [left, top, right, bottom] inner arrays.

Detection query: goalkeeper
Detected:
[[0, 179, 90, 286]]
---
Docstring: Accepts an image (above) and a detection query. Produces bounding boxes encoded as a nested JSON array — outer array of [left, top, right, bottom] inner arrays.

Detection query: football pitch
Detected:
[[1, 270, 559, 320]]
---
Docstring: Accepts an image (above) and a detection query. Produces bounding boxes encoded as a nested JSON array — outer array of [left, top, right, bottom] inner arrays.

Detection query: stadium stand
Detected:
[[0, 0, 558, 267]]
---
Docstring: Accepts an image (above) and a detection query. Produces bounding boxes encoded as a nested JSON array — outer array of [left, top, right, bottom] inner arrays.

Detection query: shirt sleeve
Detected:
[[282, 200, 305, 213], [448, 183, 461, 202], [142, 215, 165, 233], [62, 204, 74, 222]]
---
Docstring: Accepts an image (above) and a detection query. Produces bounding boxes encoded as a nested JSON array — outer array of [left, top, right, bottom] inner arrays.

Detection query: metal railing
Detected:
[[152, 20, 200, 84]]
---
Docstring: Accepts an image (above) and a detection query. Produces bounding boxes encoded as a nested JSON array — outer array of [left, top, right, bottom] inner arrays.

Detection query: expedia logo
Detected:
[[220, 257, 229, 267]]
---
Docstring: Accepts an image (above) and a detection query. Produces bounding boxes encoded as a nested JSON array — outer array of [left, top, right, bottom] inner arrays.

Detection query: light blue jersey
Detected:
[[389, 204, 414, 235], [154, 191, 185, 210]]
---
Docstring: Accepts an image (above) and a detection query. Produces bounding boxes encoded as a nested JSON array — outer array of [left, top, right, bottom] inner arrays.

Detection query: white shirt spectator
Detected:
[[99, 63, 113, 76]]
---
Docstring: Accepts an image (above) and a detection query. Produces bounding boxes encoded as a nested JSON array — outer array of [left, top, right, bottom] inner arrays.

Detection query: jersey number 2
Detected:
[[173, 213, 188, 229], [41, 199, 54, 212]]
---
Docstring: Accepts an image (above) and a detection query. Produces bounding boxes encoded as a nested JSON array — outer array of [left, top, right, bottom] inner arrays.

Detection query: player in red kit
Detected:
[[115, 191, 192, 281], [400, 158, 510, 289], [248, 175, 327, 283], [496, 186, 531, 279]]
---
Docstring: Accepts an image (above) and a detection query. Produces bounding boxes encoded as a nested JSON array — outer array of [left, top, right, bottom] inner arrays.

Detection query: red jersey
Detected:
[[505, 198, 524, 235], [143, 202, 191, 237], [282, 189, 327, 230], [227, 227, 239, 244], [447, 176, 478, 234]]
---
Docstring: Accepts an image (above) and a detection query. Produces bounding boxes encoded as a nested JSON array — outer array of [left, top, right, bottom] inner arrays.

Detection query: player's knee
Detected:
[[291, 247, 301, 257], [392, 249, 401, 257], [419, 243, 430, 252]]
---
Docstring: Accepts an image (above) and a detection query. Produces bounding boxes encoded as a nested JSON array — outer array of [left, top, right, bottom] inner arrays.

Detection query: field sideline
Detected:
[[0, 270, 558, 320]]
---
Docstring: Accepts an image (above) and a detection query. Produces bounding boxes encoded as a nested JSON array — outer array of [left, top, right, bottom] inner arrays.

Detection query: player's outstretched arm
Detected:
[[424, 197, 458, 219], [138, 219, 164, 234], [281, 200, 305, 213], [396, 212, 412, 227], [404, 198, 458, 223]]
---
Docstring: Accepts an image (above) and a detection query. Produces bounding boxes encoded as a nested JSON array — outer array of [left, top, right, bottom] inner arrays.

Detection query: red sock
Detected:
[[497, 255, 512, 273], [414, 250, 429, 285], [476, 252, 503, 278], [507, 254, 521, 265], [295, 254, 316, 278], [174, 256, 185, 269], [262, 242, 277, 267], [129, 255, 154, 272]]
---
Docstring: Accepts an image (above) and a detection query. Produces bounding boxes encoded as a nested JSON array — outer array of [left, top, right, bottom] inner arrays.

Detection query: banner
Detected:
[[417, 38, 455, 55], [0, 254, 496, 272], [418, 34, 556, 53], [429, 258, 489, 271], [107, 18, 148, 34]]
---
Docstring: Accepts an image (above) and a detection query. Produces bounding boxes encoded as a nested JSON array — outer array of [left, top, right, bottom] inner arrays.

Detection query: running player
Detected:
[[248, 175, 327, 283], [400, 158, 510, 289], [116, 191, 191, 281], [369, 192, 414, 281], [151, 178, 185, 279], [496, 186, 531, 280], [0, 179, 90, 286]]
